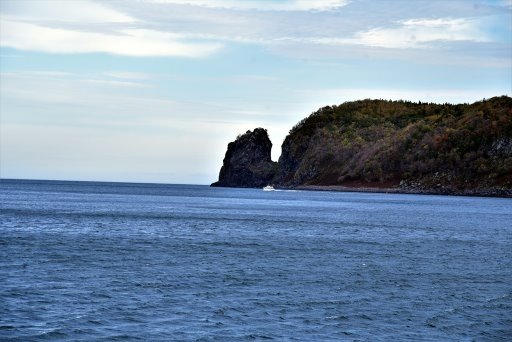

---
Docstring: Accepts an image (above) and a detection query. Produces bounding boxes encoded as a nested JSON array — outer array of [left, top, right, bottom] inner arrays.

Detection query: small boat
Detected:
[[263, 185, 275, 191]]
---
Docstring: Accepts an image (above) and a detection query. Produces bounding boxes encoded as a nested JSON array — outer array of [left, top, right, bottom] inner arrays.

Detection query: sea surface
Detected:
[[1, 179, 511, 341]]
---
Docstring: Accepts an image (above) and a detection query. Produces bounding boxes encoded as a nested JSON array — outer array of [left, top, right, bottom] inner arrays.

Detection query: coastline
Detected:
[[291, 184, 512, 198]]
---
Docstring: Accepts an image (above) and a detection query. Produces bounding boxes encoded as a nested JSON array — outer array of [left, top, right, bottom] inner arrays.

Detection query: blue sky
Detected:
[[0, 0, 511, 184]]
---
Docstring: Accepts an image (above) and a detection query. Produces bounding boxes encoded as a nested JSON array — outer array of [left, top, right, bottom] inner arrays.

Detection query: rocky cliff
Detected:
[[212, 96, 512, 196], [211, 128, 277, 188]]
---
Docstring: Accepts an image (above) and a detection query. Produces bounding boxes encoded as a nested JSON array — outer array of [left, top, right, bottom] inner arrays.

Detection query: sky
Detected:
[[0, 0, 511, 184]]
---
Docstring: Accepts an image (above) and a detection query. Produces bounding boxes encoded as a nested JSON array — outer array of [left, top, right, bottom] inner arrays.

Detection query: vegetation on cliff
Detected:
[[277, 96, 512, 195]]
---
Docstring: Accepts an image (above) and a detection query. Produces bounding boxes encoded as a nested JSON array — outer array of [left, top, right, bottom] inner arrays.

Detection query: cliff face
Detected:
[[212, 96, 512, 196], [211, 128, 277, 188]]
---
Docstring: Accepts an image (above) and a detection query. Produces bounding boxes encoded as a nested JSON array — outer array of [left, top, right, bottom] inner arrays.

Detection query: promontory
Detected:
[[212, 96, 512, 197]]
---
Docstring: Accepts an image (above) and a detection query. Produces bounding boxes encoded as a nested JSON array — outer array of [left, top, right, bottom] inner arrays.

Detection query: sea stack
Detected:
[[211, 128, 277, 188]]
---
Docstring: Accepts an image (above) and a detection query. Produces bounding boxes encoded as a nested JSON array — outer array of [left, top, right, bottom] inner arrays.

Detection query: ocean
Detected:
[[1, 179, 511, 341]]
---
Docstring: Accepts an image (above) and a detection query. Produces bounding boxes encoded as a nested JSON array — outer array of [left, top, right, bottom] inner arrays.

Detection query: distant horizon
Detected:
[[1, 0, 510, 184], [0, 177, 212, 186]]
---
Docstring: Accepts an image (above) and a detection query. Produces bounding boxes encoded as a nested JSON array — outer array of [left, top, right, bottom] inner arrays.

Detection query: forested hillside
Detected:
[[276, 96, 512, 195], [213, 96, 512, 196]]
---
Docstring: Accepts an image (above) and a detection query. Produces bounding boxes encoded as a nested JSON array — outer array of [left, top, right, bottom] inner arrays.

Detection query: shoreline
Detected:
[[291, 185, 512, 198]]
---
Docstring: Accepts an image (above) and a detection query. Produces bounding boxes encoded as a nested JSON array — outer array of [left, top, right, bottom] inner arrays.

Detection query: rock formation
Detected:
[[211, 128, 277, 188]]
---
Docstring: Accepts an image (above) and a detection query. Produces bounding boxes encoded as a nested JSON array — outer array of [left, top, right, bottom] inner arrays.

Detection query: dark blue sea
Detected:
[[1, 179, 511, 341]]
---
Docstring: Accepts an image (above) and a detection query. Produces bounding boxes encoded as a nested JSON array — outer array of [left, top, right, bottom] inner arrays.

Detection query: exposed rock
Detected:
[[490, 137, 512, 157], [211, 128, 277, 188]]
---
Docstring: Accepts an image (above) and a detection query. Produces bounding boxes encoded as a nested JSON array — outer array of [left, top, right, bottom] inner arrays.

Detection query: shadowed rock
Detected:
[[211, 128, 277, 188]]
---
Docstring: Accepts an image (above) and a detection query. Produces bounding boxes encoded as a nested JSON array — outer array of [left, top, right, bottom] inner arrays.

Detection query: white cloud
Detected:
[[144, 0, 349, 11], [0, 0, 134, 23], [0, 0, 507, 60], [289, 17, 493, 49], [104, 71, 153, 80], [81, 79, 152, 88], [0, 19, 222, 57], [354, 17, 492, 49], [272, 16, 497, 53], [0, 0, 222, 57]]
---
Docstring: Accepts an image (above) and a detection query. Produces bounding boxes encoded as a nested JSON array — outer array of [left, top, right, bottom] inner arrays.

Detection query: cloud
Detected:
[[0, 18, 221, 57], [275, 17, 494, 50], [144, 0, 350, 11], [0, 0, 134, 23], [108, 0, 510, 68], [0, 0, 222, 57], [354, 17, 492, 49], [0, 0, 509, 63], [103, 71, 154, 80]]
